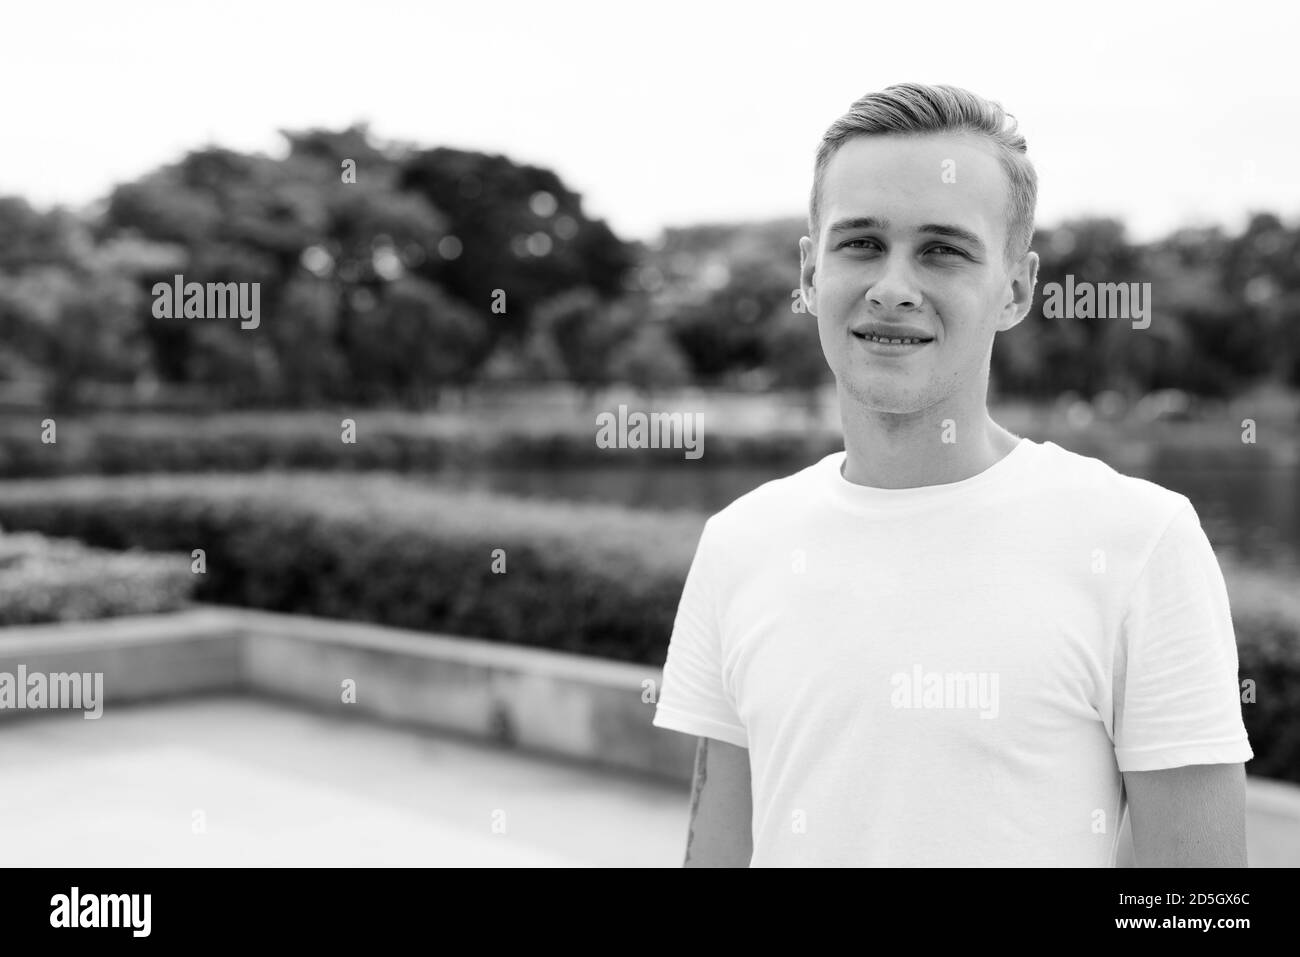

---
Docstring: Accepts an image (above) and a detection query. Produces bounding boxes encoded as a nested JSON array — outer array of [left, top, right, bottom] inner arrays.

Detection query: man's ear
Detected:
[[998, 250, 1039, 332], [798, 235, 818, 316]]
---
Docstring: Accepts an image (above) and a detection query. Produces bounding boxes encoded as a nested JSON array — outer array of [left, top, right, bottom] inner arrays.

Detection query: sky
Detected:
[[5, 0, 1299, 245]]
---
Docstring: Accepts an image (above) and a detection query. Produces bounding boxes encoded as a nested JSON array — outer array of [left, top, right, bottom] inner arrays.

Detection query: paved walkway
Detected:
[[1, 695, 1295, 867], [0, 696, 687, 867]]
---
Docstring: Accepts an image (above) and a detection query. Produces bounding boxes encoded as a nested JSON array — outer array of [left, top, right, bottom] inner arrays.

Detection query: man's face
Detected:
[[799, 133, 1037, 416]]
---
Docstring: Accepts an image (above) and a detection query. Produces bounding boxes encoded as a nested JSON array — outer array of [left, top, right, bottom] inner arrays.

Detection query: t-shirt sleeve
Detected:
[[1113, 500, 1254, 772], [652, 517, 749, 749]]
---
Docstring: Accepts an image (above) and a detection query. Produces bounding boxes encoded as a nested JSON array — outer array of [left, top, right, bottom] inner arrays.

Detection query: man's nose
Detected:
[[866, 256, 923, 312]]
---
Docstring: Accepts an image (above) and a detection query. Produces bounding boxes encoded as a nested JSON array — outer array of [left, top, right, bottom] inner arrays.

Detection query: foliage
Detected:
[[0, 530, 195, 625], [0, 129, 1297, 406]]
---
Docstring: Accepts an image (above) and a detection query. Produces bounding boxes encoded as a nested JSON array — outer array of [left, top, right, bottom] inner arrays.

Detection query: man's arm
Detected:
[[683, 736, 753, 867], [1122, 762, 1248, 866]]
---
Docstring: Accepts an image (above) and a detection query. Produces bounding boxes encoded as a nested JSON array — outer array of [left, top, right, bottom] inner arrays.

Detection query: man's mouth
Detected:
[[852, 331, 933, 346]]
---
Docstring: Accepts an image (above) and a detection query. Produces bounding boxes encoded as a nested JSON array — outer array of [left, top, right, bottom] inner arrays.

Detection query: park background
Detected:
[[0, 0, 1296, 866]]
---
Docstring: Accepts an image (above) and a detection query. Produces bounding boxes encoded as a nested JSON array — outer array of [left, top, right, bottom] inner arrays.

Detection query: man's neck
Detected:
[[839, 401, 1020, 490]]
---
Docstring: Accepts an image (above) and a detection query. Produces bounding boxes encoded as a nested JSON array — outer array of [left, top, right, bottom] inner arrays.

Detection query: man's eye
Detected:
[[928, 244, 965, 257], [840, 239, 880, 250]]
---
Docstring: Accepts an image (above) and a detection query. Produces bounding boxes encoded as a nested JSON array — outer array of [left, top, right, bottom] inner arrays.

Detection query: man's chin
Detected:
[[836, 381, 927, 416]]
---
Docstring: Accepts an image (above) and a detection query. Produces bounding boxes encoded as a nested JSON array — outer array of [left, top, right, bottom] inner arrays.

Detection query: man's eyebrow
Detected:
[[827, 216, 890, 235]]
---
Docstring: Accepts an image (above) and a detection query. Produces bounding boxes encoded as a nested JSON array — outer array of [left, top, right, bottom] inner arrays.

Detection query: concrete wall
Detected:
[[0, 608, 243, 711], [0, 605, 697, 782]]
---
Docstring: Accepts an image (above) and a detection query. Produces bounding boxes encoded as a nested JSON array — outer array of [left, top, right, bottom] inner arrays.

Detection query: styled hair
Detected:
[[808, 82, 1037, 262]]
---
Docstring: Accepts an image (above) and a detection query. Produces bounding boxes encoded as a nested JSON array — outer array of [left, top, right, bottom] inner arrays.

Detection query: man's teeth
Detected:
[[862, 332, 928, 344]]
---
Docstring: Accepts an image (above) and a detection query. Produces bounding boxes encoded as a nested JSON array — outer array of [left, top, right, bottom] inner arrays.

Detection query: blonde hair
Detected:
[[809, 82, 1037, 262]]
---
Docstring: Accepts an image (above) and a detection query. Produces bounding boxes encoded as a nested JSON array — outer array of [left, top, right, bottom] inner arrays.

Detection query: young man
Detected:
[[651, 82, 1253, 867]]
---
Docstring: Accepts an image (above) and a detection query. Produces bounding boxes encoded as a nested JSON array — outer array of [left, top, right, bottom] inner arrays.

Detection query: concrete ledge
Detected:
[[0, 605, 696, 780], [0, 608, 243, 715]]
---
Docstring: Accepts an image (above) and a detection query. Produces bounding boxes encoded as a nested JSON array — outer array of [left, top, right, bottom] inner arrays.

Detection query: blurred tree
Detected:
[[607, 312, 693, 403], [652, 219, 803, 384], [998, 218, 1140, 398], [528, 287, 637, 402], [669, 289, 768, 382], [99, 129, 471, 404], [397, 147, 638, 347], [340, 276, 490, 407], [5, 126, 1296, 411], [1222, 213, 1300, 389], [265, 275, 352, 406], [0, 266, 152, 409], [0, 198, 85, 270], [761, 302, 832, 414]]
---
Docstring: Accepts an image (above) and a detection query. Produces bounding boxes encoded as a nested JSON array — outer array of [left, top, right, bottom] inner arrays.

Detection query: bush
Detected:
[[1216, 557, 1300, 783], [0, 530, 196, 625], [0, 473, 703, 664]]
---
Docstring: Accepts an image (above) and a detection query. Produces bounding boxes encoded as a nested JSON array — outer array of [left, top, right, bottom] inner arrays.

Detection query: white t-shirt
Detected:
[[652, 437, 1254, 866]]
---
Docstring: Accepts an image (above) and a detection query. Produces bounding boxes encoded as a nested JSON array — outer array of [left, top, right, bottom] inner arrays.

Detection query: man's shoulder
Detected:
[[1031, 440, 1193, 529], [703, 454, 836, 536]]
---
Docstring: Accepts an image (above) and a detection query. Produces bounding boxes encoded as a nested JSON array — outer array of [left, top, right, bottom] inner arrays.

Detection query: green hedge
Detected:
[[0, 472, 1295, 784], [1213, 557, 1300, 783], [0, 530, 196, 625], [0, 412, 840, 477], [0, 472, 704, 665]]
